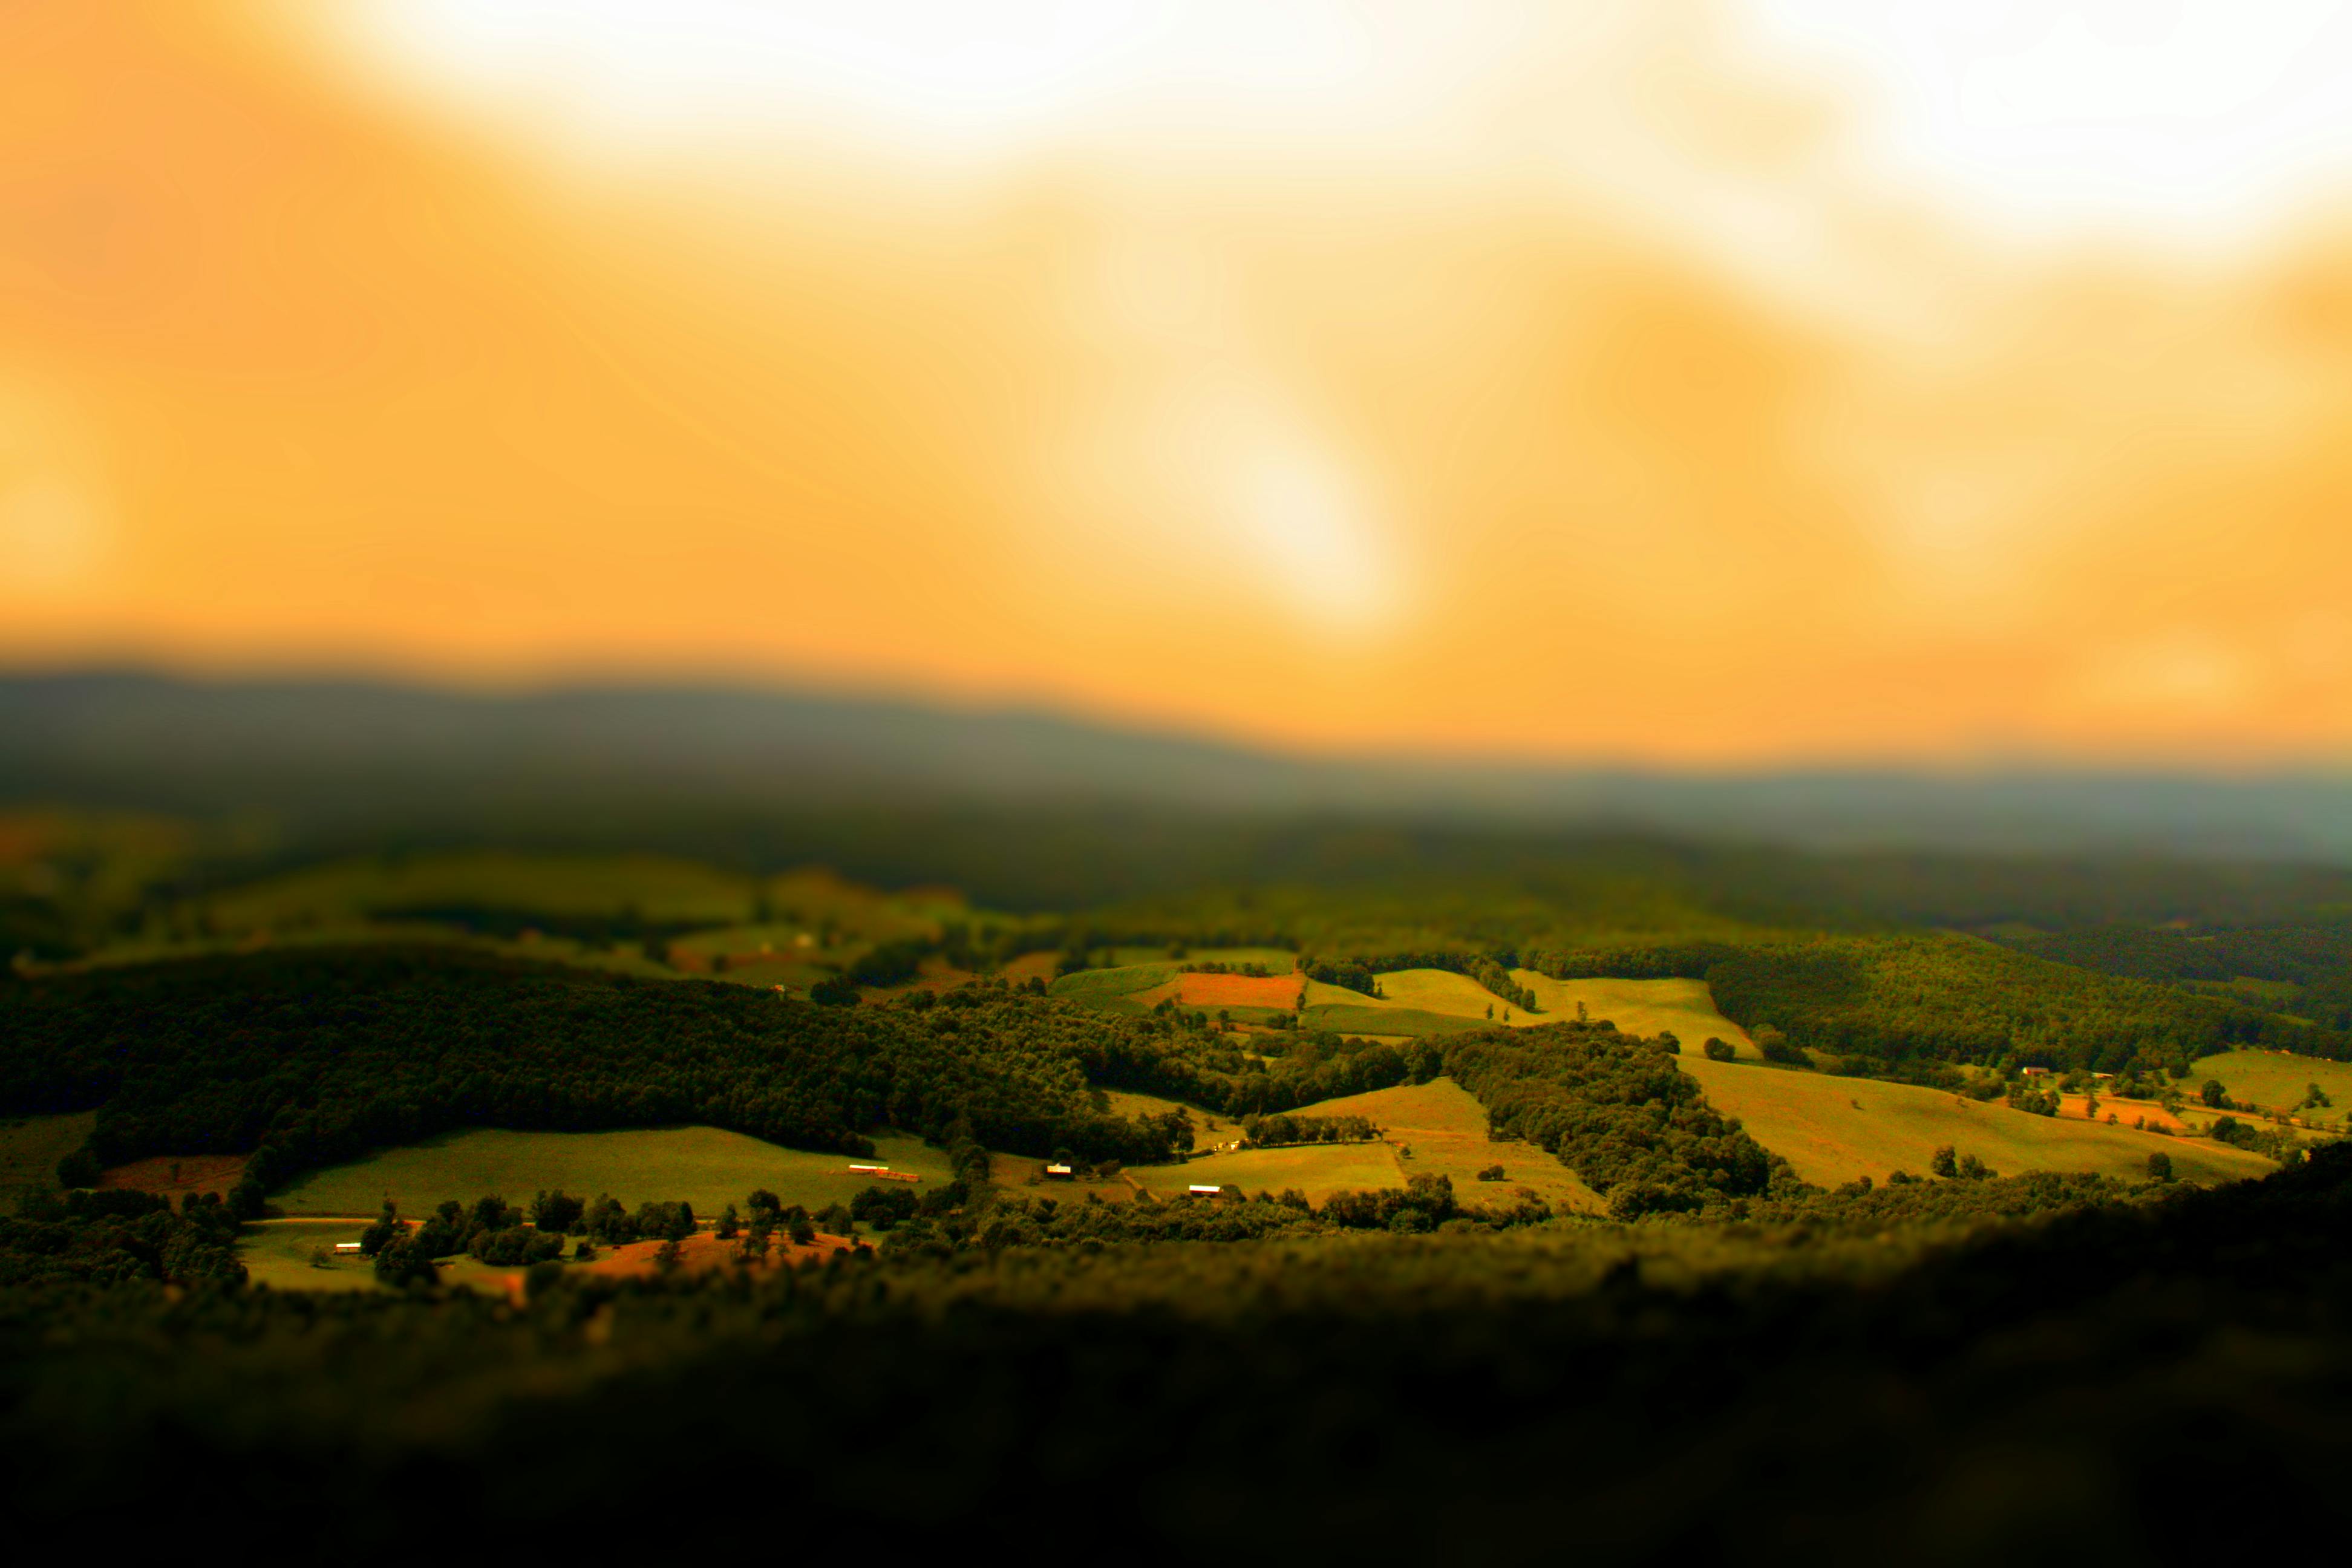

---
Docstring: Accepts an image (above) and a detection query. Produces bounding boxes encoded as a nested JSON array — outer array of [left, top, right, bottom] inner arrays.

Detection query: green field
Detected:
[[238, 1217, 572, 1294], [1303, 1004, 1486, 1037], [271, 1126, 954, 1217], [1296, 969, 1746, 1048], [1300, 969, 1518, 1036], [1676, 1056, 2277, 1188], [2189, 1049, 2352, 1124], [1128, 1142, 1406, 1201], [1293, 1078, 1604, 1214], [1051, 962, 1182, 1001], [0, 1111, 93, 1197]]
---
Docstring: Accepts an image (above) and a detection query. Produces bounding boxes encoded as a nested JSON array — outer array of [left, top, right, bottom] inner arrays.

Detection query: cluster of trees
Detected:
[[0, 1187, 245, 1287], [2207, 1116, 2308, 1164], [2005, 1083, 2060, 1116], [1236, 1113, 1377, 1148], [361, 1195, 577, 1285], [1181, 959, 1282, 978], [1446, 1022, 1786, 1217], [1929, 1145, 1996, 1180], [15, 1141, 2344, 1558]]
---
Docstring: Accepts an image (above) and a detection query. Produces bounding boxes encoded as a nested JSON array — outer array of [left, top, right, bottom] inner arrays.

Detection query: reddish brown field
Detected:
[[999, 952, 1060, 987], [99, 1154, 248, 1197], [2059, 1095, 2187, 1132], [570, 1229, 856, 1281], [1133, 972, 1303, 1009], [1180, 971, 1303, 1008]]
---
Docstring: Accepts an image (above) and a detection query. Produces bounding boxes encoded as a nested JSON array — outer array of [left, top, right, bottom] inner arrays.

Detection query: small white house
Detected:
[[1044, 1163, 1075, 1180], [848, 1163, 889, 1174], [2021, 1066, 2052, 1078], [1188, 1184, 1221, 1197], [333, 1242, 363, 1255]]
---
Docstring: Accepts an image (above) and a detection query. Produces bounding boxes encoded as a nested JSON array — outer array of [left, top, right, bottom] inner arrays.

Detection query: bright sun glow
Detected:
[[322, 0, 2352, 243]]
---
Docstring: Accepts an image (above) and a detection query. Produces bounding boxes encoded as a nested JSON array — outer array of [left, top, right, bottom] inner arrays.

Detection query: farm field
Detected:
[[1302, 1004, 1481, 1038], [1128, 1141, 1405, 1201], [238, 1217, 390, 1292], [1050, 962, 1180, 1001], [271, 1127, 955, 1217], [0, 1111, 93, 1192], [1132, 970, 1304, 1010], [1513, 974, 1757, 1056], [2190, 1049, 2352, 1124], [1299, 969, 1524, 1036], [1675, 1056, 2276, 1187], [239, 1217, 590, 1294], [1296, 970, 1745, 1052], [98, 1152, 247, 1198], [1097, 1089, 1253, 1151], [1293, 1078, 1603, 1214]]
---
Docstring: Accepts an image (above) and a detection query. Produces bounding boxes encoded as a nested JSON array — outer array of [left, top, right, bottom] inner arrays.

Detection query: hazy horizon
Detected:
[[4, 2, 2350, 768]]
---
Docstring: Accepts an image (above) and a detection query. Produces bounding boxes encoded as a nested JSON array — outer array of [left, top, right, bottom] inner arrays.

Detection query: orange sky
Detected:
[[2, 1, 2348, 765]]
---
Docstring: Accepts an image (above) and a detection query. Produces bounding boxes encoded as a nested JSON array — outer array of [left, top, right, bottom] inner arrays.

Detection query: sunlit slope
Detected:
[[272, 1127, 953, 1217], [1677, 1057, 2274, 1188], [2190, 1050, 2352, 1124], [1514, 974, 1758, 1057], [1301, 969, 1756, 1053], [1301, 968, 1525, 1036], [1292, 1077, 1602, 1214], [1128, 1143, 1406, 1201]]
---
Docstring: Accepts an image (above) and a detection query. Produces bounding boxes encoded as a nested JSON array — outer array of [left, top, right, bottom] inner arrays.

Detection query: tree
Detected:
[[359, 1200, 402, 1256], [2146, 1151, 2174, 1183], [1956, 1153, 1991, 1180], [1704, 1038, 1737, 1063], [716, 1203, 739, 1241], [2201, 1079, 2227, 1108], [1930, 1145, 1958, 1178], [532, 1189, 584, 1234]]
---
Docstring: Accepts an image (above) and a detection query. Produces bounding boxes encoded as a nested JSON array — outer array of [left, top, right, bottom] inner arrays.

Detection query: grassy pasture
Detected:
[[238, 1218, 577, 1294], [1128, 1142, 1405, 1201], [1097, 1089, 1253, 1151], [2190, 1049, 2352, 1123], [1302, 1004, 1485, 1038], [238, 1218, 387, 1293], [1676, 1057, 2275, 1188], [271, 1127, 953, 1218], [1298, 970, 1740, 1046], [1514, 974, 1757, 1055], [1293, 1078, 1604, 1215], [0, 1111, 93, 1196], [1050, 962, 1180, 1001], [1299, 969, 1520, 1036]]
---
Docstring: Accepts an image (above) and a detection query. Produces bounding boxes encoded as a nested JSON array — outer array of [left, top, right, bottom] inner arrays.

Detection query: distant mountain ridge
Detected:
[[4, 669, 2350, 862]]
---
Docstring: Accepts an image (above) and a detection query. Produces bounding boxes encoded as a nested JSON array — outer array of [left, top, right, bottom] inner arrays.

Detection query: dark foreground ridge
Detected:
[[5, 1144, 2349, 1562]]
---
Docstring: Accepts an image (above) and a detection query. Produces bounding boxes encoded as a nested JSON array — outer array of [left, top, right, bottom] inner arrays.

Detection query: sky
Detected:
[[1, 0, 2348, 766]]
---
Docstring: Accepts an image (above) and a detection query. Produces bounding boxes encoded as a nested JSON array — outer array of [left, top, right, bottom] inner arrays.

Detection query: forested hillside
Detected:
[[1702, 935, 2345, 1071], [0, 948, 1201, 1195]]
